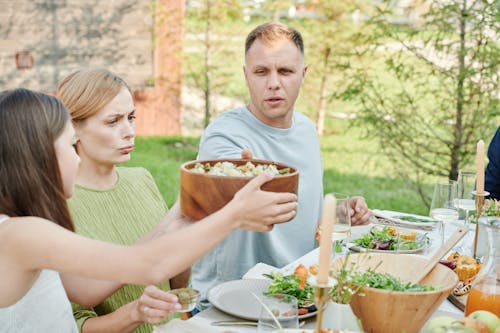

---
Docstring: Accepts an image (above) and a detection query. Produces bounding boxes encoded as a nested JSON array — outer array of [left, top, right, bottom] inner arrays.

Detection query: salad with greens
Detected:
[[263, 272, 314, 308], [352, 271, 437, 292], [351, 226, 425, 251]]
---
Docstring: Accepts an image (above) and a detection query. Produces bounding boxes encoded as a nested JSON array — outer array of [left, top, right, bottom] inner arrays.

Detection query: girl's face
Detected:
[[54, 121, 80, 198], [74, 87, 135, 168]]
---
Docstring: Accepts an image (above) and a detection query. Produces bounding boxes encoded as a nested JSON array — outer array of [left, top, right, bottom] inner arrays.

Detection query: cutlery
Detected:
[[410, 226, 468, 283], [211, 320, 306, 327]]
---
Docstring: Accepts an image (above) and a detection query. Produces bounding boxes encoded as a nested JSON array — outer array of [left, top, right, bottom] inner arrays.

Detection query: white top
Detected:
[[0, 216, 78, 332]]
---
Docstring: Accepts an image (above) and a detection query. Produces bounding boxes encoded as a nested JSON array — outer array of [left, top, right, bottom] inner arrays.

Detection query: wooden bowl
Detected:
[[331, 253, 458, 333], [180, 159, 299, 220]]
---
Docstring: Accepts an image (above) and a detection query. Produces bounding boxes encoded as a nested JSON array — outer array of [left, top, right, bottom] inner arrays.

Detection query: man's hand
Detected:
[[349, 196, 371, 226], [241, 148, 253, 160]]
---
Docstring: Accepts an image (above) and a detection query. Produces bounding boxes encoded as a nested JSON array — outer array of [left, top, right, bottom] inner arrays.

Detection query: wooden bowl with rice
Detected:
[[179, 159, 299, 220]]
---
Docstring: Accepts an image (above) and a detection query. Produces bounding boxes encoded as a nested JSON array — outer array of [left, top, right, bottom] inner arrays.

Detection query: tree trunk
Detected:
[[316, 47, 331, 135], [203, 0, 212, 128], [450, 0, 467, 181]]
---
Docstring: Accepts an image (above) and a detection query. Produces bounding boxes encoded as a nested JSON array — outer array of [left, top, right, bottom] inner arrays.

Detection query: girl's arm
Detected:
[[0, 173, 297, 306]]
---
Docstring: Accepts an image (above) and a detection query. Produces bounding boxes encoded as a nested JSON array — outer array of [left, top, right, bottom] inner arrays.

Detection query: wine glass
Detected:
[[329, 193, 351, 257], [430, 180, 459, 245], [257, 294, 299, 332], [455, 170, 476, 227]]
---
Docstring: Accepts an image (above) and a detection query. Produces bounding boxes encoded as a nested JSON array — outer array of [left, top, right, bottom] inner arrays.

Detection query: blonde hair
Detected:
[[56, 68, 131, 123], [245, 22, 304, 56]]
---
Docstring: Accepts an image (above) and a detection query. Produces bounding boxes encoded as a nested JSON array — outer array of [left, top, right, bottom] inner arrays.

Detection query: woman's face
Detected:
[[54, 121, 80, 198], [75, 87, 136, 168]]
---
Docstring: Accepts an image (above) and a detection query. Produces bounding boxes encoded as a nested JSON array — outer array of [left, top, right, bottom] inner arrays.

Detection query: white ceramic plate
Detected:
[[348, 230, 429, 254], [207, 279, 318, 321]]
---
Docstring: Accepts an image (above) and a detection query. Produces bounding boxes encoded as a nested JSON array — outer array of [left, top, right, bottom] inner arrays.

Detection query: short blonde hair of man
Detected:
[[57, 68, 131, 123], [245, 21, 304, 57]]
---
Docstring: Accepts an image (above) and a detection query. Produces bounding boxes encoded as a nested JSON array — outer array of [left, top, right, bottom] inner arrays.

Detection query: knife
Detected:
[[211, 320, 306, 327], [211, 320, 258, 327]]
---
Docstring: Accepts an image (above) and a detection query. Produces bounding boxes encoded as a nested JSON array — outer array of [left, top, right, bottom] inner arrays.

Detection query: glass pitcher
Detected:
[[464, 217, 500, 316]]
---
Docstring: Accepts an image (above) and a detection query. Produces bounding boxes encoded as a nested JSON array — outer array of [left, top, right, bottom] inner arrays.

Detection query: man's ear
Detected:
[[243, 65, 249, 86], [301, 65, 308, 84]]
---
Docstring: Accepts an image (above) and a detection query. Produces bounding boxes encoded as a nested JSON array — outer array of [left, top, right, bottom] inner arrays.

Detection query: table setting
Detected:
[[154, 146, 499, 333], [154, 215, 481, 333]]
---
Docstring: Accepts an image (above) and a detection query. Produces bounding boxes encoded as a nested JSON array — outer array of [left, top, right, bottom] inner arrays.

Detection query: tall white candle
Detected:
[[317, 194, 336, 286], [476, 140, 485, 194]]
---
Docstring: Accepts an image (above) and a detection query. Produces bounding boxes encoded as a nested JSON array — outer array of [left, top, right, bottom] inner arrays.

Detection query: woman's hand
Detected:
[[229, 172, 298, 232], [131, 285, 181, 324]]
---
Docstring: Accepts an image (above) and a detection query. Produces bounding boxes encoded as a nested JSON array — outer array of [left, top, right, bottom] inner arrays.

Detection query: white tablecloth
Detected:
[[155, 215, 470, 333]]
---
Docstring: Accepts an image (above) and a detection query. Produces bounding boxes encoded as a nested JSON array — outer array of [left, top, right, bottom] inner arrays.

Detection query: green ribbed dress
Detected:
[[68, 167, 173, 333]]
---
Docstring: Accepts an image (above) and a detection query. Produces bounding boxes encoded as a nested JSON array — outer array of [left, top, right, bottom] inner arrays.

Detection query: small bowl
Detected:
[[169, 288, 200, 313], [331, 253, 458, 333], [180, 159, 299, 220]]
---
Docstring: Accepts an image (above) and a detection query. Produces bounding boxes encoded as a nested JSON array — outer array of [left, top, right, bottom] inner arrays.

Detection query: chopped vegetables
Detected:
[[190, 161, 291, 177], [294, 264, 309, 290]]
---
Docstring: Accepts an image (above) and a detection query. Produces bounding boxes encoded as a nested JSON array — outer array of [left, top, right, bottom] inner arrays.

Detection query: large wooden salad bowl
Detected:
[[180, 159, 299, 220], [332, 253, 458, 333]]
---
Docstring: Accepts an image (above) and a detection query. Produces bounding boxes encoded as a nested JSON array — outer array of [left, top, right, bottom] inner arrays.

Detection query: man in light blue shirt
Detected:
[[192, 22, 371, 304]]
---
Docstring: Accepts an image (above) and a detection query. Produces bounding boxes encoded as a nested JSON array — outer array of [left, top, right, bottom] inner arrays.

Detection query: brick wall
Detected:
[[0, 0, 183, 135]]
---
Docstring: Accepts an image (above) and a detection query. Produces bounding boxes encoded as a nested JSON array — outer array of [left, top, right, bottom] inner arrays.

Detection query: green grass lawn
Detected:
[[127, 119, 432, 216]]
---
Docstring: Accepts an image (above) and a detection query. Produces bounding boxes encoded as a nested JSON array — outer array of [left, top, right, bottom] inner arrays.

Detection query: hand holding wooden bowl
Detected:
[[180, 159, 299, 220]]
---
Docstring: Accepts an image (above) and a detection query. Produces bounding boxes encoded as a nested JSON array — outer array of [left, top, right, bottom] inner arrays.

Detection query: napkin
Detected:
[[242, 262, 279, 279]]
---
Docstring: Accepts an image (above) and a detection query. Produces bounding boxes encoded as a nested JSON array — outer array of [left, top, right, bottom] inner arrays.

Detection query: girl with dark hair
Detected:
[[0, 88, 298, 332]]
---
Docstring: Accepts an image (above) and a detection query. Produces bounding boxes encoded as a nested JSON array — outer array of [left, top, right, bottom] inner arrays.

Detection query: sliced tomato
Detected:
[[297, 308, 309, 315]]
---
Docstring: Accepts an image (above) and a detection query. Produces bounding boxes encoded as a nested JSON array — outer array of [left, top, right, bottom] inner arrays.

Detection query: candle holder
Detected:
[[315, 284, 331, 332], [472, 190, 489, 258]]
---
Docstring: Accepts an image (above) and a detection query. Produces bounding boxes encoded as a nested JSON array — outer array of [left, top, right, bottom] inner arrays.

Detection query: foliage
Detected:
[[483, 199, 500, 217], [343, 0, 500, 205], [330, 253, 375, 304], [184, 0, 246, 127], [299, 0, 374, 135]]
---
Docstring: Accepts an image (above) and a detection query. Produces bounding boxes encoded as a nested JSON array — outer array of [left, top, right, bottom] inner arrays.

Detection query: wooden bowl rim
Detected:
[[334, 253, 458, 295], [180, 158, 299, 179]]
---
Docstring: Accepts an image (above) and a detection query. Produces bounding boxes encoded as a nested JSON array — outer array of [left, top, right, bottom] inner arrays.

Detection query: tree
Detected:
[[300, 0, 372, 135], [184, 0, 243, 128], [345, 0, 499, 204]]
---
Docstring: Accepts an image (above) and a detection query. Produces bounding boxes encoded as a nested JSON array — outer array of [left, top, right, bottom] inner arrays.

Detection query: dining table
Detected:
[[154, 210, 479, 333]]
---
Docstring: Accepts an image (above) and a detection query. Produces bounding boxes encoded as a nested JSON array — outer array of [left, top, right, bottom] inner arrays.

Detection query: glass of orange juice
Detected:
[[464, 216, 500, 317]]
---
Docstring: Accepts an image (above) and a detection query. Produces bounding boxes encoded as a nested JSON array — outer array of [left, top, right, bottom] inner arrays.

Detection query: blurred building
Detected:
[[0, 0, 184, 135]]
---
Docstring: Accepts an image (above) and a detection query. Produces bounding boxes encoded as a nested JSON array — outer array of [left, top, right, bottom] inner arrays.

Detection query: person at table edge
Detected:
[[191, 21, 372, 306], [485, 126, 500, 200]]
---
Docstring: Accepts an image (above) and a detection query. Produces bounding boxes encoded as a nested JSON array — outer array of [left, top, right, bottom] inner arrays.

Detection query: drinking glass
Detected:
[[328, 193, 351, 257], [257, 294, 299, 332], [168, 288, 199, 313], [430, 180, 459, 245], [455, 170, 476, 227]]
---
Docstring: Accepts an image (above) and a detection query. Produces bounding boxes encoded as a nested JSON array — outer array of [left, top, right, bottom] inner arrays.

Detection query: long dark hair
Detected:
[[0, 88, 74, 231]]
